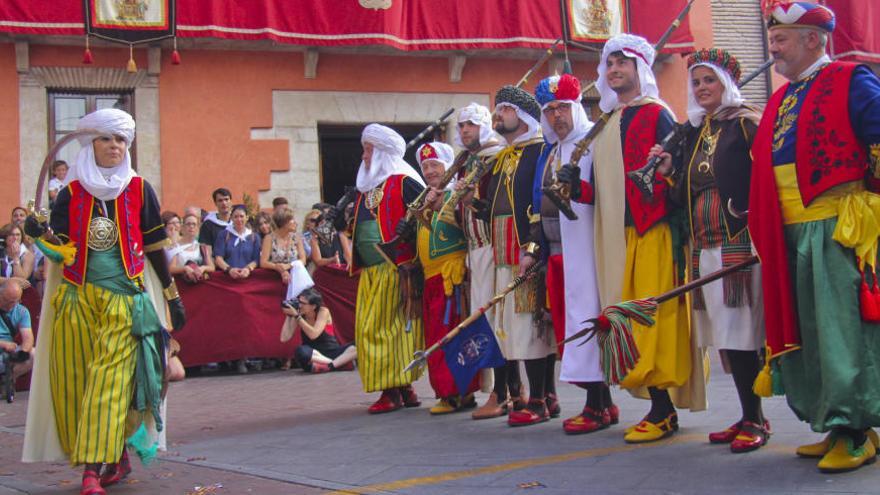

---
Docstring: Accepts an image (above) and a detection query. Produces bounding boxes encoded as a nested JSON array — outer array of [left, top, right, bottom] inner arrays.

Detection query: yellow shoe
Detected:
[[430, 398, 456, 415], [798, 429, 880, 458], [817, 434, 877, 473], [624, 416, 676, 444], [625, 412, 678, 435]]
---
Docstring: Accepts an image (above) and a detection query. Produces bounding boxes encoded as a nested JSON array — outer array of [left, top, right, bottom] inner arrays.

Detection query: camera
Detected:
[[281, 298, 301, 311]]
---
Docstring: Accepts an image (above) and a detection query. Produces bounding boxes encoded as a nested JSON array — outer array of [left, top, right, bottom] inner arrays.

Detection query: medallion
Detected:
[[88, 216, 119, 251]]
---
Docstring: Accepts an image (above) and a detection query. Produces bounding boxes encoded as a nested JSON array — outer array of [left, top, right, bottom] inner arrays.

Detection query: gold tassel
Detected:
[[127, 44, 137, 73], [752, 360, 773, 398]]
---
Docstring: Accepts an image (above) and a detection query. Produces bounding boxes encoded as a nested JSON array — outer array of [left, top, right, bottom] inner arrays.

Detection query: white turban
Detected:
[[416, 141, 456, 190], [454, 102, 502, 149], [596, 34, 659, 113], [66, 108, 137, 201], [686, 63, 744, 126], [356, 123, 426, 193]]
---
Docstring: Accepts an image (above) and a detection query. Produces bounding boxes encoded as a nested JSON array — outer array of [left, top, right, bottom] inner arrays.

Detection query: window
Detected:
[[48, 92, 135, 169]]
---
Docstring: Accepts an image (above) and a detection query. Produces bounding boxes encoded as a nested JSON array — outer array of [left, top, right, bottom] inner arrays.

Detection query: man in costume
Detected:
[[534, 72, 618, 434], [351, 123, 426, 414], [480, 85, 557, 426], [414, 141, 478, 414], [21, 108, 186, 495], [446, 103, 508, 419], [750, 2, 880, 472], [591, 34, 704, 443]]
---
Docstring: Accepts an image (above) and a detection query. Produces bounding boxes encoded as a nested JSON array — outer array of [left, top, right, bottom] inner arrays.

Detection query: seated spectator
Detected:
[[260, 207, 306, 285], [47, 160, 69, 207], [283, 288, 356, 373], [272, 196, 289, 214], [170, 213, 215, 283], [214, 205, 260, 281], [254, 211, 274, 239], [1, 225, 34, 286], [0, 280, 34, 384], [200, 187, 233, 263]]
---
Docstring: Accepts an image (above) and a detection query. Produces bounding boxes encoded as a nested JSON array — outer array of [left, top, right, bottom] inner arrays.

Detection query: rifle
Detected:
[[515, 39, 563, 89], [373, 153, 479, 265], [435, 152, 494, 224], [626, 58, 775, 198], [541, 111, 612, 220]]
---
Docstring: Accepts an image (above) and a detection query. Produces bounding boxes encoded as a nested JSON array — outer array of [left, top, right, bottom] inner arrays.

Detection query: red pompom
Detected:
[[554, 73, 582, 101], [171, 49, 181, 65], [82, 48, 94, 64], [595, 313, 611, 330]]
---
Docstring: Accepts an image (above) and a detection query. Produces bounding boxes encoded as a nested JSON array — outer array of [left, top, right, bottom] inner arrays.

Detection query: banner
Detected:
[[84, 0, 174, 44], [825, 0, 880, 63], [0, 0, 694, 52], [566, 0, 625, 44]]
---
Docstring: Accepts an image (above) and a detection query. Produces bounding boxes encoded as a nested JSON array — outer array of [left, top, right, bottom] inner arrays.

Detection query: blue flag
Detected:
[[443, 314, 505, 396]]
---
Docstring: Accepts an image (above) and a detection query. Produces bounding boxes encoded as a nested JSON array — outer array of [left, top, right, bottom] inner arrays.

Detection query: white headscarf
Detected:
[[686, 63, 745, 126], [596, 34, 659, 113], [454, 103, 503, 149], [416, 141, 456, 190], [494, 103, 541, 144], [356, 123, 426, 193], [539, 96, 593, 146], [66, 108, 137, 201]]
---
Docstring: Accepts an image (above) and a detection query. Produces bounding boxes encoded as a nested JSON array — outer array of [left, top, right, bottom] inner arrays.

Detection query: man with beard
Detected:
[[446, 103, 512, 419], [533, 72, 618, 434], [591, 34, 705, 443], [478, 86, 557, 426], [749, 2, 880, 472]]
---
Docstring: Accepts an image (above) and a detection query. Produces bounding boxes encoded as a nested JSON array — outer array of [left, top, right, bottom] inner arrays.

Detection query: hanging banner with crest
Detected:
[[84, 0, 175, 44], [565, 0, 625, 43]]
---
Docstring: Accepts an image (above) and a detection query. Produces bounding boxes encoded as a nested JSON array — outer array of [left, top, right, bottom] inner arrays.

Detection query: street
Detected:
[[1, 356, 879, 494]]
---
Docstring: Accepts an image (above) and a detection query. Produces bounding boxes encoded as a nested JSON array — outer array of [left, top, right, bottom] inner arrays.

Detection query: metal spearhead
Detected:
[[403, 350, 427, 373]]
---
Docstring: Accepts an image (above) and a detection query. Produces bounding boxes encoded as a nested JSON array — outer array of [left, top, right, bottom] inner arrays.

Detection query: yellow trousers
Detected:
[[50, 282, 138, 465], [619, 224, 692, 391], [355, 263, 424, 393]]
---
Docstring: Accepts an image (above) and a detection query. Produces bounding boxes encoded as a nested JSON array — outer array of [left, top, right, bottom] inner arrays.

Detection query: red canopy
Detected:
[[826, 0, 880, 63], [0, 0, 693, 52]]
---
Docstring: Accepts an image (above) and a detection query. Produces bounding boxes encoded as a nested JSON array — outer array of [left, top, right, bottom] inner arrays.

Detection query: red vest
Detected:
[[351, 175, 416, 270], [624, 103, 670, 234], [752, 61, 866, 206], [64, 177, 146, 286]]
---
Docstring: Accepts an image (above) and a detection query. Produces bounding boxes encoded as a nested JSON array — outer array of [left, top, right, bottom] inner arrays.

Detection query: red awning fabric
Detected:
[[826, 0, 880, 63], [0, 0, 693, 52]]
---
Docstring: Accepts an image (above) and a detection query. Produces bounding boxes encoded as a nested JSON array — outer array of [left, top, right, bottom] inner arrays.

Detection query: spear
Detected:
[[403, 260, 545, 373], [561, 256, 759, 384]]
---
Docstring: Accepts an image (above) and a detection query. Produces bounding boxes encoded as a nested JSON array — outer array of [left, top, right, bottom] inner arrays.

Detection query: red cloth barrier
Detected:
[[174, 266, 360, 367], [311, 265, 359, 345]]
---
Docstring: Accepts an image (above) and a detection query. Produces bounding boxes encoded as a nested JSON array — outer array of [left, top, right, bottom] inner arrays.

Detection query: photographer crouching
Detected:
[[282, 288, 356, 373]]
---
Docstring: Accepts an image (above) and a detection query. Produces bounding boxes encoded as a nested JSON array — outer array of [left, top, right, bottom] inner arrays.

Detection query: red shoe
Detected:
[[311, 362, 331, 374], [607, 404, 620, 425], [508, 399, 549, 427], [100, 450, 131, 487], [709, 421, 742, 444], [563, 406, 611, 435], [730, 420, 771, 453], [81, 470, 106, 495], [400, 385, 421, 408], [545, 393, 561, 418], [367, 389, 402, 414]]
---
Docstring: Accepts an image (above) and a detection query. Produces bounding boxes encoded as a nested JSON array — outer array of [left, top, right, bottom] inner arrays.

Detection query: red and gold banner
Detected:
[[85, 0, 175, 44]]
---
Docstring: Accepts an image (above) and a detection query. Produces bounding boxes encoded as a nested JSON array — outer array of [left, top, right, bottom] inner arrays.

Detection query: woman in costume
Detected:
[[21, 108, 185, 495], [652, 48, 768, 452]]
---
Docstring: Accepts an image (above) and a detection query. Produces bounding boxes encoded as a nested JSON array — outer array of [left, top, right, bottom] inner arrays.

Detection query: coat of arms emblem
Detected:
[[359, 0, 392, 10]]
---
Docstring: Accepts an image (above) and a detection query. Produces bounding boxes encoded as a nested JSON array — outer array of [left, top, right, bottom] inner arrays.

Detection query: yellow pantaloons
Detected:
[[49, 281, 138, 465], [355, 263, 424, 393], [619, 224, 692, 391]]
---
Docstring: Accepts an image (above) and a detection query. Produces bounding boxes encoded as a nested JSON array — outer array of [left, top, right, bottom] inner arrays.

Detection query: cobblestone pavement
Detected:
[[2, 357, 879, 494]]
